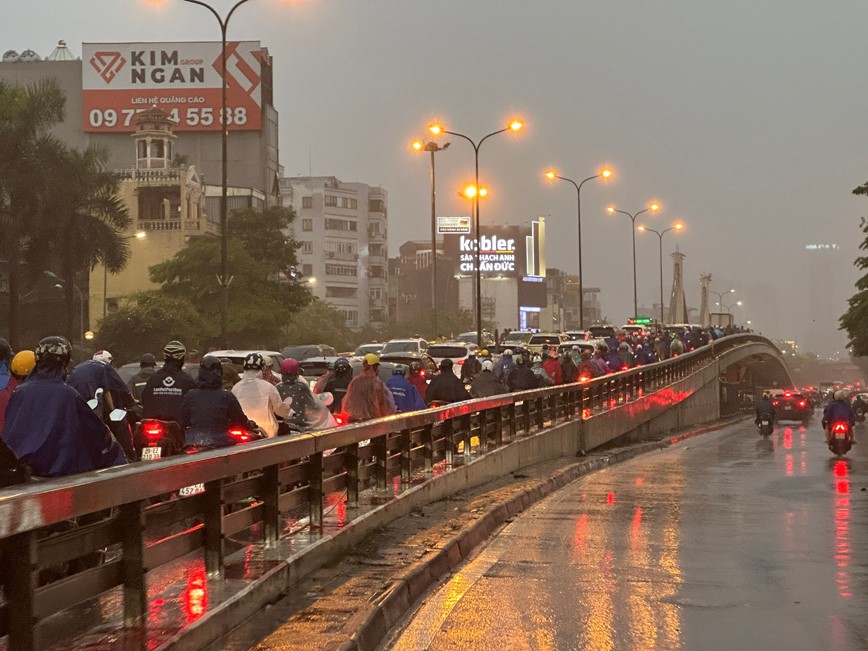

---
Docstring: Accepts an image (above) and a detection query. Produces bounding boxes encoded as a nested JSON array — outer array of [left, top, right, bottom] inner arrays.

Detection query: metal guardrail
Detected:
[[0, 334, 777, 650]]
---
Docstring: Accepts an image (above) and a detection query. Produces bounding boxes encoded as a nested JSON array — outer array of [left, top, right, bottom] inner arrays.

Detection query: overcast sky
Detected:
[[3, 0, 867, 355]]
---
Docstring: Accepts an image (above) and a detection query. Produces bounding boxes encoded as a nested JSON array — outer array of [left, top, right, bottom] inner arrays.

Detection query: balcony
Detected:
[[324, 251, 358, 262], [116, 168, 183, 187], [137, 219, 220, 235]]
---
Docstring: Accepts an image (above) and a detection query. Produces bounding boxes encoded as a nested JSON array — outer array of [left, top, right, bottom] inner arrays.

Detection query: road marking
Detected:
[[391, 528, 516, 650]]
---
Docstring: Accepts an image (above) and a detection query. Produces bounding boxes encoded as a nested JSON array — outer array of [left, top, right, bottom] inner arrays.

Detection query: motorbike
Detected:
[[756, 413, 774, 437], [180, 423, 267, 497], [827, 421, 853, 457]]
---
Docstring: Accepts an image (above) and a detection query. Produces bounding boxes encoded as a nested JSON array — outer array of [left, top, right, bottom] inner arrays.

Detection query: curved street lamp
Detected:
[[607, 201, 661, 318], [637, 222, 683, 326], [720, 298, 743, 315], [710, 287, 735, 307], [180, 0, 253, 347], [428, 119, 523, 347], [412, 139, 450, 337], [544, 166, 613, 329]]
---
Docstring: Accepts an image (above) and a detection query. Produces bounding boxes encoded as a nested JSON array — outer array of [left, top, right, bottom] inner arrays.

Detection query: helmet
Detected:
[[363, 353, 380, 367], [532, 355, 542, 365], [481, 360, 494, 372], [334, 357, 352, 374], [280, 358, 300, 375], [10, 350, 35, 377], [92, 350, 113, 364], [503, 349, 513, 356], [35, 336, 72, 368], [199, 355, 223, 376], [480, 348, 489, 357], [139, 353, 156, 366], [515, 355, 527, 366], [263, 355, 274, 368], [163, 340, 186, 362], [0, 338, 10, 361], [540, 350, 549, 360], [834, 390, 847, 401], [243, 352, 265, 370], [468, 351, 477, 357], [762, 392, 771, 399], [439, 358, 453, 370], [393, 364, 408, 376], [409, 361, 423, 374]]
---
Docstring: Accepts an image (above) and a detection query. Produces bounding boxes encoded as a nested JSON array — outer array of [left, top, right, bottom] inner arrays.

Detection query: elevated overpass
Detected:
[[0, 334, 792, 651]]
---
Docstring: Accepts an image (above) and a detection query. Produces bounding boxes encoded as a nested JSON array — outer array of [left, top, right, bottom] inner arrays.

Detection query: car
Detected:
[[527, 332, 568, 355], [622, 324, 649, 338], [770, 389, 811, 424], [117, 362, 199, 384], [381, 338, 429, 355], [557, 340, 598, 357], [281, 344, 337, 360], [427, 342, 480, 378], [378, 351, 438, 376], [563, 330, 591, 341], [208, 349, 285, 367], [587, 325, 619, 339], [455, 331, 495, 347], [353, 343, 384, 358], [297, 355, 414, 387]]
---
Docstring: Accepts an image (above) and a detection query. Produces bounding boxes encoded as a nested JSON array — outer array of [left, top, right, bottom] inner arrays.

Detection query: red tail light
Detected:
[[228, 427, 251, 443], [784, 391, 792, 398], [143, 420, 164, 445], [334, 414, 346, 426], [579, 376, 590, 383], [457, 359, 465, 365], [833, 422, 848, 434], [772, 401, 779, 406], [798, 400, 806, 408]]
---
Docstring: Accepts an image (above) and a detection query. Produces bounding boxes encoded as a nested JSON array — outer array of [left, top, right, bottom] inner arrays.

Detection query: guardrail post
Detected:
[[462, 414, 472, 459], [494, 408, 503, 446], [204, 479, 225, 579], [346, 442, 360, 506], [309, 451, 324, 532], [374, 434, 388, 490], [522, 400, 531, 434], [478, 410, 489, 453], [535, 397, 544, 430], [423, 425, 434, 475], [444, 419, 454, 467], [508, 403, 517, 441], [2, 531, 36, 651], [263, 465, 280, 548], [400, 429, 411, 484], [119, 501, 147, 625]]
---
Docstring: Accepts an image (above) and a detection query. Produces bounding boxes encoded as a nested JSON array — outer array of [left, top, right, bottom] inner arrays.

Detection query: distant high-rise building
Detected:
[[803, 243, 849, 357], [668, 246, 688, 324]]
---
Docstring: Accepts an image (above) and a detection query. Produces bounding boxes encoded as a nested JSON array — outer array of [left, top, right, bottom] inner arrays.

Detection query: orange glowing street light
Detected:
[[607, 200, 663, 318], [544, 164, 615, 328], [425, 116, 525, 347], [637, 221, 685, 325]]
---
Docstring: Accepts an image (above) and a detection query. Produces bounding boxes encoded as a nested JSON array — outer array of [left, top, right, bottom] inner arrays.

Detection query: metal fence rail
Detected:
[[0, 334, 774, 650]]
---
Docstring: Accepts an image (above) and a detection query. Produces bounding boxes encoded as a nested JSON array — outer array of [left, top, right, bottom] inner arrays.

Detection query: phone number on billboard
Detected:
[[87, 106, 250, 129]]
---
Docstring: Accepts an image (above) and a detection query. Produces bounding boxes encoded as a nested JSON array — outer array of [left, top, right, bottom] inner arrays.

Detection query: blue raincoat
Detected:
[[385, 375, 427, 412], [1, 365, 128, 477]]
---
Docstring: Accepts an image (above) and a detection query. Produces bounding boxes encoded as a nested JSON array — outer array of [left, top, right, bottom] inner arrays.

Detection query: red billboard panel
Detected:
[[82, 41, 262, 133]]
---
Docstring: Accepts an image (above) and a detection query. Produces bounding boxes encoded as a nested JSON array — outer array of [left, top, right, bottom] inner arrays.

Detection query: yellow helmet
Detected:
[[480, 348, 489, 357], [10, 350, 36, 378]]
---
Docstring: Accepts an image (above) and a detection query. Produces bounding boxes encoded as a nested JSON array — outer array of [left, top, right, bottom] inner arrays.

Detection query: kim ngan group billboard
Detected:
[[82, 41, 263, 133]]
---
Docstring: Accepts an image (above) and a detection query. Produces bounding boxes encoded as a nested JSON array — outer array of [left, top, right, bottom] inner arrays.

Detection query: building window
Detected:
[[371, 287, 382, 299], [300, 241, 313, 254], [325, 218, 357, 232], [302, 196, 313, 209], [325, 264, 357, 277], [302, 264, 313, 276], [324, 195, 338, 207], [369, 265, 385, 278], [326, 286, 357, 299], [302, 219, 313, 231], [369, 198, 385, 213], [370, 244, 385, 257], [339, 197, 358, 209], [338, 309, 359, 324], [324, 241, 356, 255]]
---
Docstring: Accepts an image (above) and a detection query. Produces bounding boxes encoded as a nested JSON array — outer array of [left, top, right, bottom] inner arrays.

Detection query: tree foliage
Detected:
[[282, 299, 356, 352], [841, 212, 868, 356], [147, 206, 311, 349], [96, 291, 208, 364]]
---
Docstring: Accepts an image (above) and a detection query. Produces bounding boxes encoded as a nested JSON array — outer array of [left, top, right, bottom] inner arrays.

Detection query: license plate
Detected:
[[783, 406, 792, 410], [180, 483, 205, 496], [761, 420, 771, 426], [835, 431, 848, 440], [141, 447, 162, 460]]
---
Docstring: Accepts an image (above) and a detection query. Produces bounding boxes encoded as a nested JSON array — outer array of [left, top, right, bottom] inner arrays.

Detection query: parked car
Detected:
[[281, 344, 337, 360], [381, 338, 429, 355], [427, 342, 480, 378]]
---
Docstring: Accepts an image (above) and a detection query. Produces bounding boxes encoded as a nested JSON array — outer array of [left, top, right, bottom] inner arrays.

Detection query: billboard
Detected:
[[437, 216, 472, 234], [443, 219, 546, 279], [82, 41, 262, 133]]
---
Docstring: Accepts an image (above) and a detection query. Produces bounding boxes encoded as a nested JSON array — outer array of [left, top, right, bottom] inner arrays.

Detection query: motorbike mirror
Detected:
[[109, 408, 127, 422]]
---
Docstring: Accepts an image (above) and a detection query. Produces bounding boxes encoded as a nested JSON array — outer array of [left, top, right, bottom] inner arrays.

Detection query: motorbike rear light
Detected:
[[143, 420, 164, 442], [784, 391, 792, 398], [772, 401, 779, 406], [334, 414, 346, 426], [228, 427, 251, 443], [798, 400, 806, 408], [579, 375, 590, 383], [833, 422, 848, 433]]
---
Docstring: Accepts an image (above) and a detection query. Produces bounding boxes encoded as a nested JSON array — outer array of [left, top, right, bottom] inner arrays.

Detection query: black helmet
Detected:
[[243, 352, 265, 370], [0, 338, 11, 361], [199, 355, 223, 376], [163, 340, 186, 362], [139, 353, 156, 366], [409, 361, 423, 374], [439, 358, 453, 370], [393, 364, 408, 376], [35, 336, 72, 368], [334, 357, 352, 374], [515, 355, 527, 366]]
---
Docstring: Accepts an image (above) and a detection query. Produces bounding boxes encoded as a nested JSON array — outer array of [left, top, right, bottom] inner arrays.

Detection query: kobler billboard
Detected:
[[82, 41, 262, 133], [443, 220, 546, 279]]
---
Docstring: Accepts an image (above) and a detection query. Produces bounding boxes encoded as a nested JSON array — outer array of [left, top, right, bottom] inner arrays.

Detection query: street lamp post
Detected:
[[103, 230, 146, 320], [637, 223, 683, 326], [720, 298, 742, 315], [44, 271, 85, 342], [412, 140, 450, 338], [607, 202, 661, 319], [544, 167, 613, 329], [181, 0, 253, 348], [428, 120, 523, 347]]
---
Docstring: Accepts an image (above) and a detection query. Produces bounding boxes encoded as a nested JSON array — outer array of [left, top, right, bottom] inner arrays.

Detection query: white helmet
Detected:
[[92, 350, 113, 364]]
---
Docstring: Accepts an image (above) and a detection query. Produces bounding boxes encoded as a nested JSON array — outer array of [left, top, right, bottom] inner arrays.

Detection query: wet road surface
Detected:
[[387, 418, 868, 650]]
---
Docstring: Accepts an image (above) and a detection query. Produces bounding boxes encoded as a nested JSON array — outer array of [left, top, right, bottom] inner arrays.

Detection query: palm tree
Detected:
[[37, 144, 131, 343], [0, 79, 66, 347]]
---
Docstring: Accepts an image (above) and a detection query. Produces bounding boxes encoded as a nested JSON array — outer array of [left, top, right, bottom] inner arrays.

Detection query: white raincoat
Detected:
[[232, 370, 292, 438]]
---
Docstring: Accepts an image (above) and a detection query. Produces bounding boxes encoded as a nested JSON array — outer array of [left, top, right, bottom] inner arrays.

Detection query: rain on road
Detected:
[[387, 419, 868, 650]]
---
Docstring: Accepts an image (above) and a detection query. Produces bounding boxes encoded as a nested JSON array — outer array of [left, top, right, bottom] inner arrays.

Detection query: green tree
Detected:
[[841, 211, 868, 356], [149, 206, 310, 348], [0, 79, 66, 346], [96, 291, 208, 364], [282, 299, 355, 352]]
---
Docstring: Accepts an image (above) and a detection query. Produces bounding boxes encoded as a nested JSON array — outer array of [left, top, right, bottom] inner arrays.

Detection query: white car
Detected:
[[427, 342, 480, 378], [381, 338, 429, 355]]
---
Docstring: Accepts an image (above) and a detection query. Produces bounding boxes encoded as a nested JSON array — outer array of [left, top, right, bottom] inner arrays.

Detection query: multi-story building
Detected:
[[279, 176, 388, 330], [387, 239, 458, 334]]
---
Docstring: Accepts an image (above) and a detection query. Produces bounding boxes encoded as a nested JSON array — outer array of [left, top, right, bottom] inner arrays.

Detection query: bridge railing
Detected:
[[0, 333, 768, 650]]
